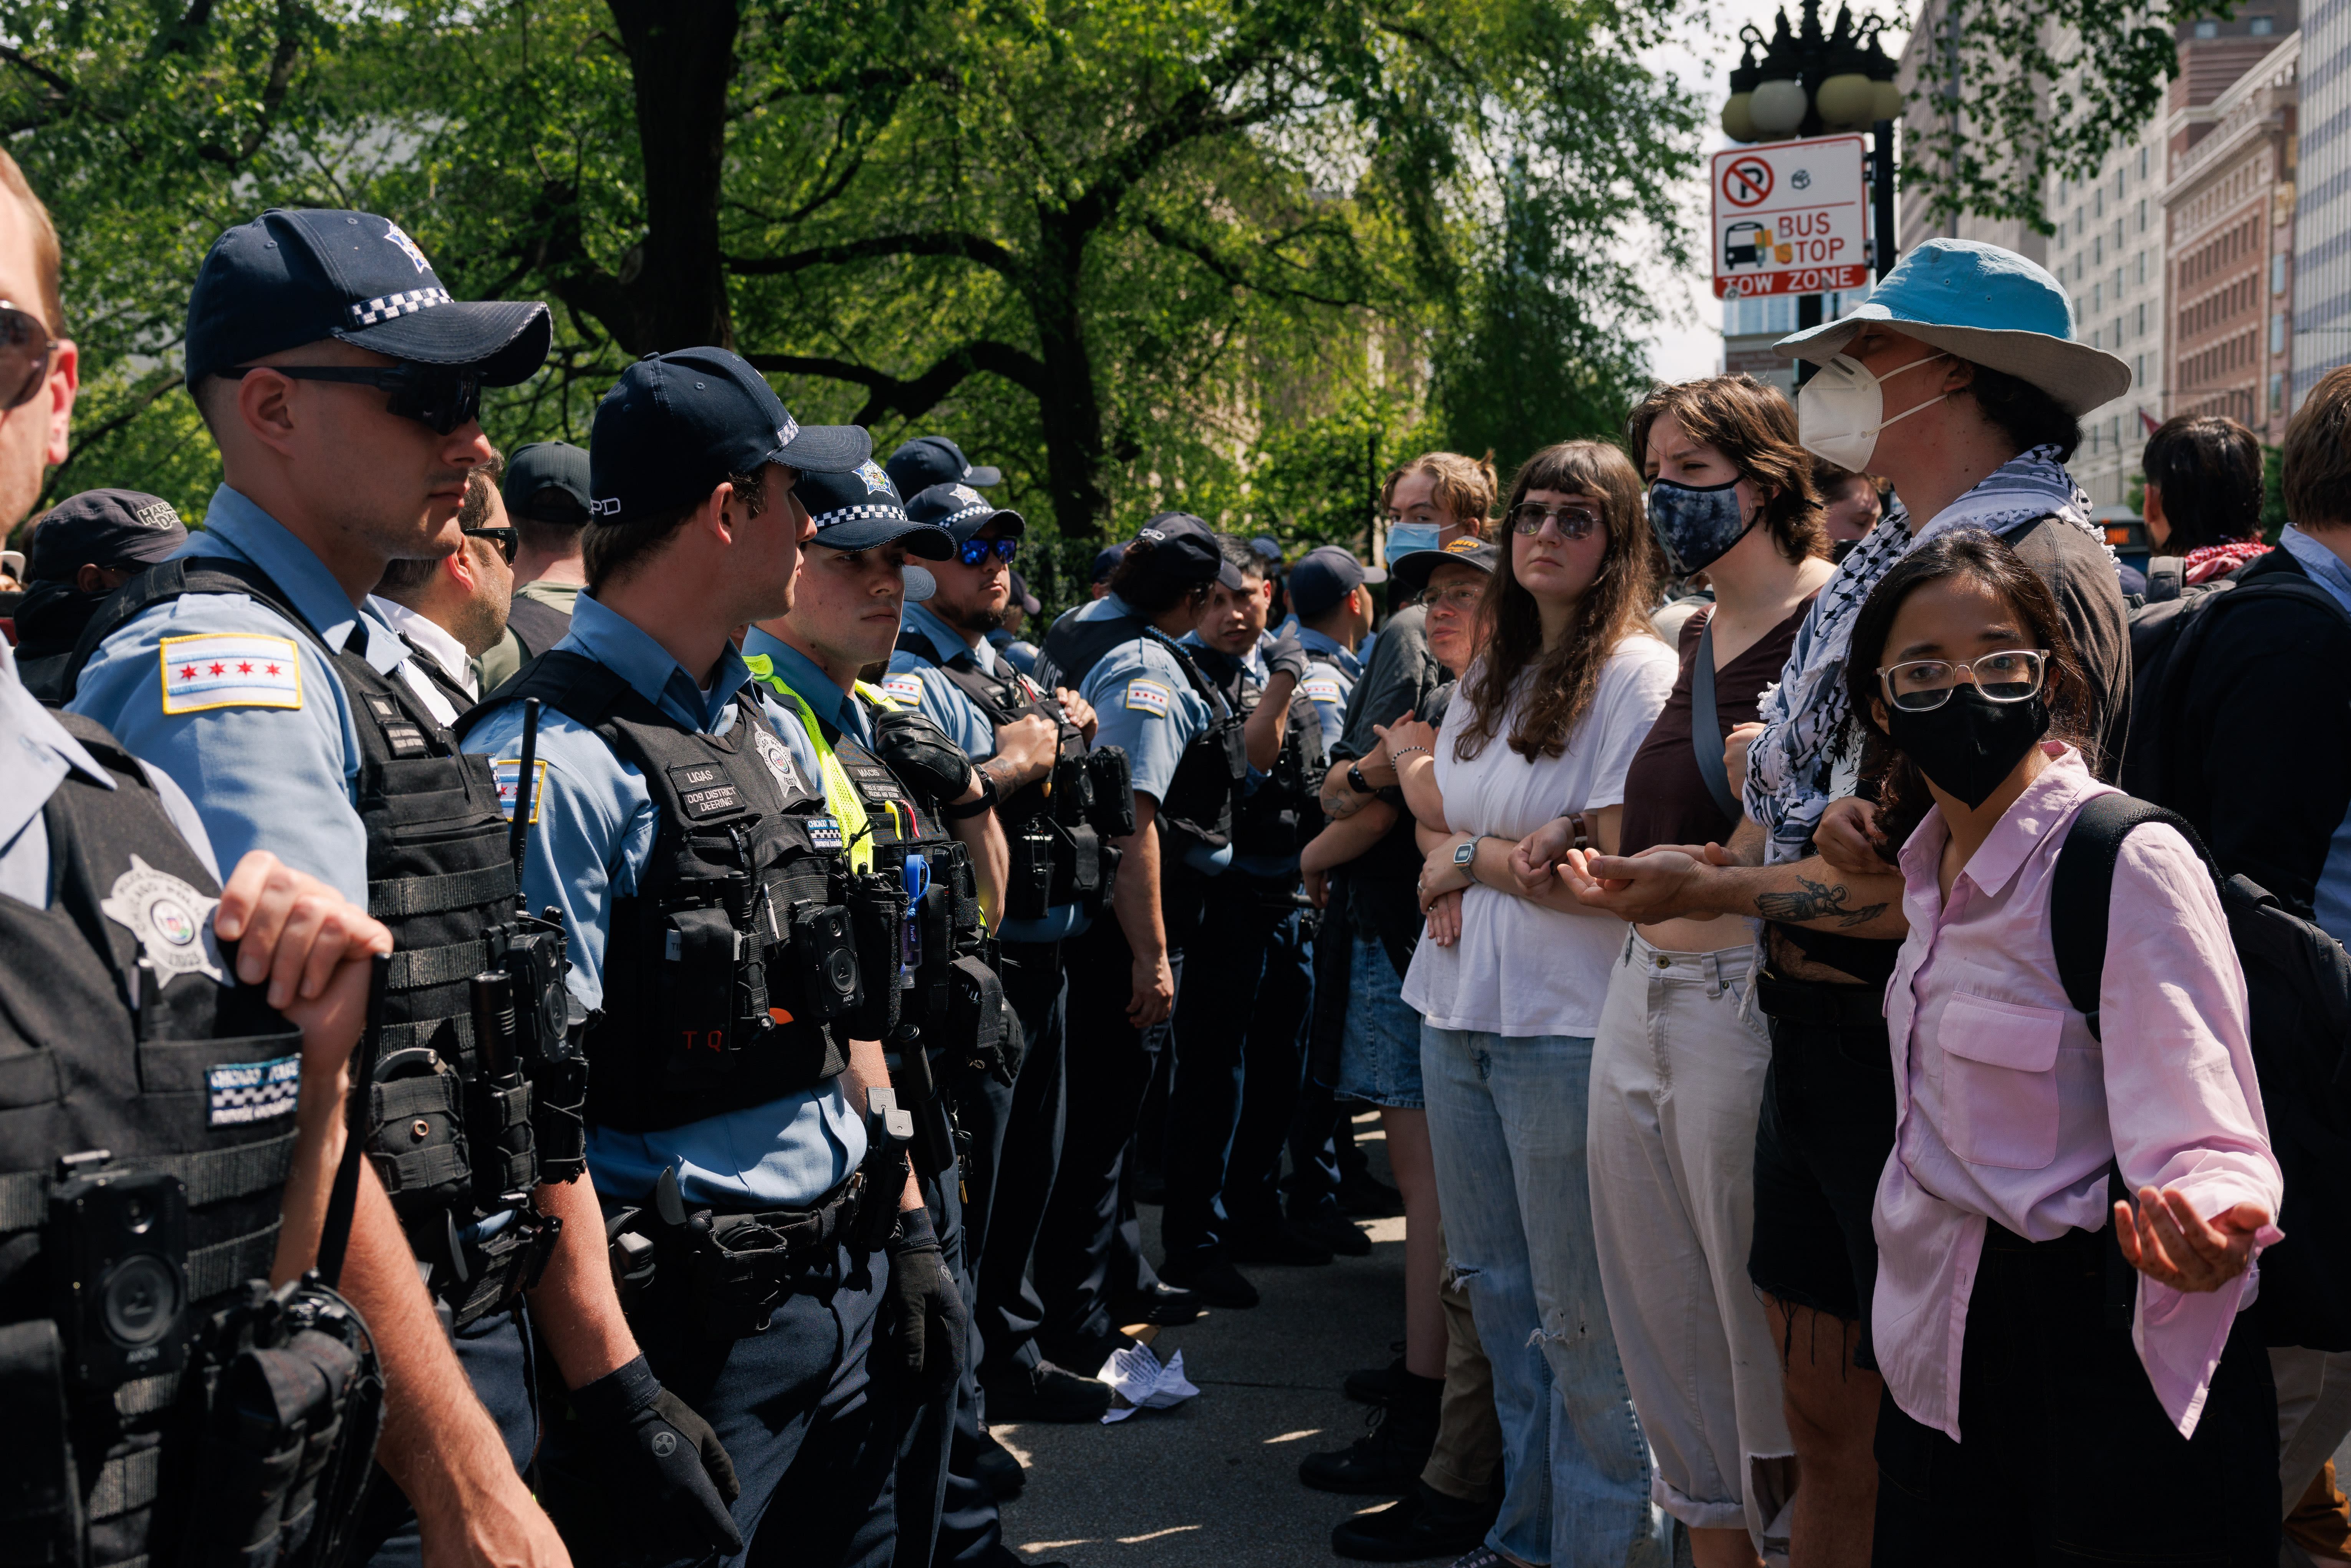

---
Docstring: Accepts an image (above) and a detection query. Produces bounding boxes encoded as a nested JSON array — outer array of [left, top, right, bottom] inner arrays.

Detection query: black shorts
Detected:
[[1745, 974, 1897, 1367]]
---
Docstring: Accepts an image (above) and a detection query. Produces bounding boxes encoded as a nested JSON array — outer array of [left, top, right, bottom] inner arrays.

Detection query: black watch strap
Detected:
[[942, 770, 998, 820], [1347, 762, 1371, 795]]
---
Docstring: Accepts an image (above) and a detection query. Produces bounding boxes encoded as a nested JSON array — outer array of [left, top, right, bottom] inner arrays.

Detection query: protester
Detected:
[[1306, 453, 1495, 1500], [1382, 440, 1677, 1567], [2134, 368, 2351, 1554], [1813, 459, 1882, 549], [1584, 375, 1831, 1567], [13, 487, 186, 699], [2140, 414, 2272, 588], [1743, 529, 2278, 1559], [1555, 238, 2133, 1565], [369, 462, 514, 713]]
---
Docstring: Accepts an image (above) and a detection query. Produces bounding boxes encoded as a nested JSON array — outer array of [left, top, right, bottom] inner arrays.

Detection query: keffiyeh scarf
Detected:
[[1742, 445, 2103, 864]]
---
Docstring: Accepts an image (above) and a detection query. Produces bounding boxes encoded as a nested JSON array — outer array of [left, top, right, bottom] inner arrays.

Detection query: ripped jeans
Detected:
[[1420, 1023, 1667, 1568]]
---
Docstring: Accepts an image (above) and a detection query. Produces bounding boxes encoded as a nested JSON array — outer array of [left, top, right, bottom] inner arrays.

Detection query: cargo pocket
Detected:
[[1938, 993, 2066, 1170]]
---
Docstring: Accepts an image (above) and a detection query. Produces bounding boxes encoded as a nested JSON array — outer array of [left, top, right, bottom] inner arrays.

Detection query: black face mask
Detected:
[[1882, 684, 2050, 810]]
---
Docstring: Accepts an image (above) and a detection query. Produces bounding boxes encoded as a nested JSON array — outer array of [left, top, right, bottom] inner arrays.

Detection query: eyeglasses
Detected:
[[0, 302, 55, 411], [1877, 649, 2050, 712], [463, 525, 518, 565], [1414, 584, 1485, 614], [957, 535, 1018, 568], [220, 362, 485, 435], [1506, 502, 1605, 539]]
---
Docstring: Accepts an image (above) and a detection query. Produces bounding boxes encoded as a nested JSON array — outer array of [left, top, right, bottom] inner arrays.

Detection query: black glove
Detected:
[[570, 1354, 743, 1558], [885, 1205, 969, 1389], [873, 708, 977, 806], [1265, 628, 1311, 686]]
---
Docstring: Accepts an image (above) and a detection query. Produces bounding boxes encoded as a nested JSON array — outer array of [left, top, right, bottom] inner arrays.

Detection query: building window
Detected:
[[2136, 300, 2147, 337], [2139, 146, 2149, 182], [2273, 253, 2288, 294], [2193, 18, 2217, 36], [2095, 187, 2106, 219], [2252, 15, 2274, 34], [2272, 311, 2288, 356], [2092, 281, 2103, 312], [2272, 371, 2286, 411], [2093, 235, 2104, 266]]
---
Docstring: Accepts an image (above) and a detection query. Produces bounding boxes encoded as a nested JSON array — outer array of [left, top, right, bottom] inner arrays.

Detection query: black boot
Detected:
[[1298, 1397, 1439, 1495], [1331, 1482, 1501, 1562]]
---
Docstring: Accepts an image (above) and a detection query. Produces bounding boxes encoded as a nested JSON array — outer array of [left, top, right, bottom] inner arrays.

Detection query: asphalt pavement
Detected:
[[992, 1116, 1409, 1567]]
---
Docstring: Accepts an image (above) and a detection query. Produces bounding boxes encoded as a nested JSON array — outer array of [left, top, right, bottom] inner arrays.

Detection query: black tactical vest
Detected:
[[455, 652, 857, 1133], [1204, 650, 1328, 863], [1036, 613, 1246, 858], [891, 632, 1132, 919], [65, 560, 555, 1326], [0, 713, 328, 1568]]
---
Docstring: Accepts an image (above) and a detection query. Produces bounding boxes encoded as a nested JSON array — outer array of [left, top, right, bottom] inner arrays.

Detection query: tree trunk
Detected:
[[604, 0, 739, 351], [1032, 210, 1110, 536]]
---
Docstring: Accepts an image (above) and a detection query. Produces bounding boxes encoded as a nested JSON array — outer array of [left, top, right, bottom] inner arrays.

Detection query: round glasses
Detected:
[[1506, 502, 1604, 539], [957, 535, 1017, 568], [1877, 649, 2050, 712]]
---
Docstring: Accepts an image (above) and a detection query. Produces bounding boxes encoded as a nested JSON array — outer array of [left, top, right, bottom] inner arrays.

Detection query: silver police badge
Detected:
[[752, 725, 808, 800], [99, 856, 227, 985]]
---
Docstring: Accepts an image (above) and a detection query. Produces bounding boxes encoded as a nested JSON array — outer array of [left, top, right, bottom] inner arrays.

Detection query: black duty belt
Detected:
[[1755, 972, 1887, 1030]]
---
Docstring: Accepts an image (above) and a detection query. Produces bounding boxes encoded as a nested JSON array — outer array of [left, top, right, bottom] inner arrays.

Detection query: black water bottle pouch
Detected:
[[841, 874, 906, 1040], [659, 907, 740, 1056], [1086, 748, 1136, 838], [0, 1320, 82, 1568]]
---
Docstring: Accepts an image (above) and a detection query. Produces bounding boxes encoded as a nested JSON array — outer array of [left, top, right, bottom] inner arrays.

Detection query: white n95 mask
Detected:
[[1796, 352, 1950, 471]]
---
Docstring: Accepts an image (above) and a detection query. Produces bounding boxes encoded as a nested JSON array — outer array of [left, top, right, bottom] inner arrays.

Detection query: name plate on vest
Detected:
[[669, 761, 747, 821], [848, 763, 904, 804]]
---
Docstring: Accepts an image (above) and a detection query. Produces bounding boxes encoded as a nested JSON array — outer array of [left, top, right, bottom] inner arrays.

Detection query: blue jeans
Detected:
[[1420, 1024, 1667, 1567]]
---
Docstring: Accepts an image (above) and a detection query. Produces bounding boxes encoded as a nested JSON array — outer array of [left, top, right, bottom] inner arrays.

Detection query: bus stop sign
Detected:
[[1712, 134, 1868, 300]]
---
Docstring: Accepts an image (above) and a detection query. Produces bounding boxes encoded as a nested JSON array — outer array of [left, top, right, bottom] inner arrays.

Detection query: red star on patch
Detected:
[[265, 664, 281, 676], [208, 662, 225, 676], [179, 665, 196, 680], [236, 661, 252, 674]]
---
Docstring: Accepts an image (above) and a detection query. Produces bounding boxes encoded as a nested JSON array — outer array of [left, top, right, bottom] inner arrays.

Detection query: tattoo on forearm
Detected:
[[1326, 790, 1364, 819], [1754, 874, 1888, 929]]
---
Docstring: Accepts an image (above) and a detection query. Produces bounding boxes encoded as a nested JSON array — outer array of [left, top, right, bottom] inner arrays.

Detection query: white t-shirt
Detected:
[[1401, 635, 1678, 1038]]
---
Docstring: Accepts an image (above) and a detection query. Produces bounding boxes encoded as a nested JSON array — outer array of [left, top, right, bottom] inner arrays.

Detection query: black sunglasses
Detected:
[[0, 301, 55, 411], [220, 362, 485, 435], [957, 535, 1018, 568], [463, 525, 518, 565]]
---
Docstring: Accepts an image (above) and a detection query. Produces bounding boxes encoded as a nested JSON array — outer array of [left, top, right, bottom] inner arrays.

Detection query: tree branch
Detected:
[[743, 339, 1047, 425], [726, 229, 1025, 283], [195, 0, 303, 166], [41, 375, 185, 501], [1140, 215, 1375, 310]]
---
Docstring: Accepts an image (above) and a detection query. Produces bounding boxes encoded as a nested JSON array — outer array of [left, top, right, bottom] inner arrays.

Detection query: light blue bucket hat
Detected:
[[1774, 238, 2132, 416]]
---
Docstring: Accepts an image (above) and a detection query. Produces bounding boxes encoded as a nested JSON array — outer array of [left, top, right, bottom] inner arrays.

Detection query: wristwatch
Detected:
[[1452, 838, 1478, 884], [1347, 763, 1372, 796]]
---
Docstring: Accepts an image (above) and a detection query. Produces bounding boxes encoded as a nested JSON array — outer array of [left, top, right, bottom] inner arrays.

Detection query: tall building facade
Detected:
[[2043, 127, 2171, 507], [2293, 0, 2351, 405]]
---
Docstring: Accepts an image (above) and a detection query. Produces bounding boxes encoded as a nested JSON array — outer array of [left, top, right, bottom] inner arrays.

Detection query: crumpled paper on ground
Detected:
[[1093, 1341, 1200, 1423]]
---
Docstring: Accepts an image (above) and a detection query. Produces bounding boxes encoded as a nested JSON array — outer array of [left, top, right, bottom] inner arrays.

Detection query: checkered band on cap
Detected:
[[349, 287, 451, 327], [939, 499, 991, 530], [812, 502, 907, 529], [776, 414, 800, 447]]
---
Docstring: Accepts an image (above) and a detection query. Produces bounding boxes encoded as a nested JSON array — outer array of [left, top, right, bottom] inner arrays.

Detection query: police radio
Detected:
[[492, 697, 589, 1184]]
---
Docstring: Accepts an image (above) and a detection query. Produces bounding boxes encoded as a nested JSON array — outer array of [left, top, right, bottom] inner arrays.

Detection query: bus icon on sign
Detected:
[[1724, 221, 1771, 271]]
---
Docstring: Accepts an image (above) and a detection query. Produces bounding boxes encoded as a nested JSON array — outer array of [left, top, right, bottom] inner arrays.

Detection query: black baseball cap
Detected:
[[503, 441, 591, 524], [796, 460, 952, 557], [1287, 545, 1386, 620], [1091, 543, 1126, 583], [1249, 535, 1285, 570], [587, 349, 871, 525], [1132, 513, 1244, 589], [28, 490, 188, 580], [185, 209, 551, 387], [905, 482, 1025, 545], [1389, 536, 1499, 599], [1008, 569, 1041, 617], [886, 435, 1002, 496]]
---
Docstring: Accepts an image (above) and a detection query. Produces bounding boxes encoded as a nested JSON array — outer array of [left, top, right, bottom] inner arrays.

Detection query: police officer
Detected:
[[1028, 515, 1252, 1365], [459, 348, 955, 1568], [12, 489, 188, 701], [1157, 536, 1333, 1304], [741, 465, 1056, 1568], [1283, 545, 1384, 750], [882, 482, 1121, 1442], [884, 434, 1000, 502], [476, 440, 593, 691], [67, 208, 659, 1568]]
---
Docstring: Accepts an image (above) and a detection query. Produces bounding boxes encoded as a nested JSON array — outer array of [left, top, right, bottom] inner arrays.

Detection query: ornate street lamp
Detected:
[[1722, 0, 1905, 144]]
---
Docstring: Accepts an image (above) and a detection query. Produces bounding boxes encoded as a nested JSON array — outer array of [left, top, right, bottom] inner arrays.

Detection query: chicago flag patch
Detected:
[[159, 634, 302, 714]]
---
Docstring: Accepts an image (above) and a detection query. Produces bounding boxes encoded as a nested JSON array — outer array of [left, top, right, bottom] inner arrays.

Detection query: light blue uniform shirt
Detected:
[[742, 627, 872, 757], [882, 603, 998, 761], [2280, 525, 2351, 943], [1295, 629, 1361, 749], [1076, 596, 1216, 806], [462, 595, 864, 1209], [2, 639, 219, 909], [68, 486, 414, 907]]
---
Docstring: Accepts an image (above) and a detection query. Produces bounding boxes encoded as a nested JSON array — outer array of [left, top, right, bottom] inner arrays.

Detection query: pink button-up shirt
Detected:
[[1873, 745, 2283, 1441]]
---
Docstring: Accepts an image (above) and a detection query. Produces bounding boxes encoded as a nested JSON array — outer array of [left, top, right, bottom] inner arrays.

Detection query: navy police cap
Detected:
[[797, 460, 952, 558], [586, 348, 870, 525], [886, 435, 1002, 497], [1132, 513, 1244, 589], [185, 209, 551, 387], [906, 482, 1025, 545]]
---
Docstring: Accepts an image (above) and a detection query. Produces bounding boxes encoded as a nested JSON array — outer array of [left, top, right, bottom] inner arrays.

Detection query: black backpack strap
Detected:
[[1689, 614, 1741, 821], [454, 649, 637, 743], [2049, 795, 2220, 1038]]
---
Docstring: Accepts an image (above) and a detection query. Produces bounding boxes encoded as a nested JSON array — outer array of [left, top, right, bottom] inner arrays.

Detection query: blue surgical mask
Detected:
[[1385, 523, 1442, 561], [1646, 477, 1759, 576]]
